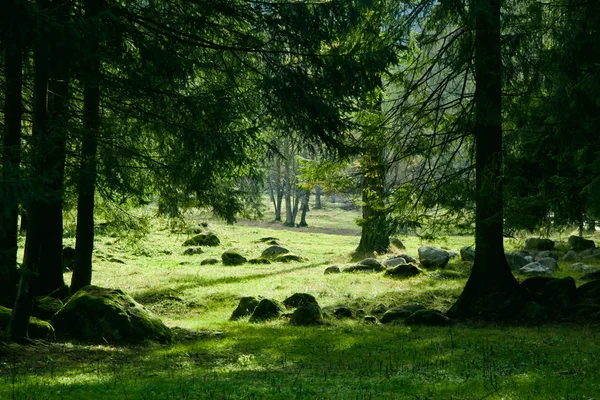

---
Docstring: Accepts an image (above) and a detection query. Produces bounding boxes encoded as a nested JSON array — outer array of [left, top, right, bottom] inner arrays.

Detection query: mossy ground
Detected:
[[3, 198, 600, 399]]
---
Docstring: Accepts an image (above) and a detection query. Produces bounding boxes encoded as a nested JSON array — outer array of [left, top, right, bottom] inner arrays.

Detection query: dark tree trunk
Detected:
[[355, 79, 389, 256], [298, 190, 310, 227], [331, 191, 336, 203], [8, 0, 52, 339], [0, 4, 23, 307], [270, 156, 284, 221], [447, 0, 519, 319], [72, 0, 101, 294], [314, 186, 322, 209], [35, 0, 70, 296]]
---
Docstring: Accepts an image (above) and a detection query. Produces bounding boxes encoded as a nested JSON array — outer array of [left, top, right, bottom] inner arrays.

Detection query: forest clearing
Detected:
[[2, 201, 600, 399]]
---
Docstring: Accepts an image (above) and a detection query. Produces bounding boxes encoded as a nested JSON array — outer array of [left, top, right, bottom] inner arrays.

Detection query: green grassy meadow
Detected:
[[2, 199, 600, 399]]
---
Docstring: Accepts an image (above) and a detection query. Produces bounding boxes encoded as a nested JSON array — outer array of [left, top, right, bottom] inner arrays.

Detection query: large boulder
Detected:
[[249, 299, 285, 323], [230, 296, 260, 320], [542, 277, 578, 311], [568, 235, 595, 251], [384, 264, 422, 279], [283, 293, 318, 309], [418, 246, 449, 269], [261, 245, 290, 259], [521, 276, 556, 294], [289, 303, 323, 326], [0, 306, 55, 340], [460, 246, 475, 262], [221, 250, 247, 266], [183, 233, 220, 247], [51, 286, 172, 344], [525, 238, 554, 251]]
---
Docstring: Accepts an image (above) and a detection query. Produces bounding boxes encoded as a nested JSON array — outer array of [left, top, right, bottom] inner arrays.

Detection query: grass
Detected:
[[2, 197, 600, 399]]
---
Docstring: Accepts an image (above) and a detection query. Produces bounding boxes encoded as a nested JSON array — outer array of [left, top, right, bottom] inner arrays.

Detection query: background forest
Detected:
[[1, 0, 600, 398]]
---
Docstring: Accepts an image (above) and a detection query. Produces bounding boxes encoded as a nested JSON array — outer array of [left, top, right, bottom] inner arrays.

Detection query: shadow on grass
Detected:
[[2, 323, 599, 399], [134, 263, 323, 302]]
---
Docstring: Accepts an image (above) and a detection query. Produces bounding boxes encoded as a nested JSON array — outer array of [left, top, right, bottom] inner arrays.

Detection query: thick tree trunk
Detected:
[[355, 79, 389, 256], [0, 6, 23, 307], [72, 0, 101, 294], [8, 0, 52, 338], [447, 0, 519, 319], [35, 0, 70, 296]]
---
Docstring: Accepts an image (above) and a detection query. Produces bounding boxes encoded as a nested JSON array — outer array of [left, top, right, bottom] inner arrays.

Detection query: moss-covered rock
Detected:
[[249, 299, 285, 323], [289, 303, 323, 326], [51, 285, 172, 344], [261, 245, 290, 259], [273, 254, 304, 263], [230, 296, 260, 320], [324, 266, 341, 274], [384, 264, 422, 279], [32, 296, 63, 320], [221, 250, 247, 266], [183, 233, 220, 247], [183, 247, 203, 256], [0, 306, 55, 340], [200, 258, 219, 265], [380, 304, 427, 324], [283, 293, 318, 309], [248, 258, 271, 265], [404, 309, 453, 326]]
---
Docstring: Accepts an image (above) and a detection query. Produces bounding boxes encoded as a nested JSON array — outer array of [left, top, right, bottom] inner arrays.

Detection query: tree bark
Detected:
[[447, 0, 519, 319], [8, 0, 52, 339], [314, 186, 322, 209], [298, 190, 310, 227], [72, 0, 101, 294], [0, 1, 23, 307], [35, 0, 70, 296]]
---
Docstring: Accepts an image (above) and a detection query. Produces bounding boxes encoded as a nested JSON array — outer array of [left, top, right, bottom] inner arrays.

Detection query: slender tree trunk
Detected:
[[331, 191, 336, 203], [72, 0, 101, 294], [271, 156, 283, 221], [314, 186, 322, 209], [448, 0, 519, 319], [298, 190, 310, 227], [0, 3, 23, 308]]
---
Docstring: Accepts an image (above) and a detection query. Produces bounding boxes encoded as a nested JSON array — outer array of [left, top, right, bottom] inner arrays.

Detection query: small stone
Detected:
[[324, 266, 341, 274], [389, 238, 405, 250], [381, 304, 427, 324], [222, 250, 247, 266], [261, 245, 290, 259], [563, 251, 578, 262], [200, 258, 219, 265], [405, 309, 453, 326], [289, 303, 323, 326], [384, 256, 408, 267], [249, 299, 285, 323], [570, 263, 599, 273], [273, 254, 304, 263], [248, 258, 271, 265], [460, 246, 475, 262], [568, 235, 595, 251], [520, 262, 553, 275], [384, 264, 422, 279], [230, 297, 260, 320], [537, 257, 558, 270], [525, 238, 555, 251], [418, 246, 449, 269], [283, 293, 318, 308], [183, 247, 203, 256]]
